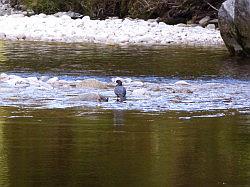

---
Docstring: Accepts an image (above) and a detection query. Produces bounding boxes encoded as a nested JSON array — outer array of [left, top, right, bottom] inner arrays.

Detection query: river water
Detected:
[[0, 40, 249, 186]]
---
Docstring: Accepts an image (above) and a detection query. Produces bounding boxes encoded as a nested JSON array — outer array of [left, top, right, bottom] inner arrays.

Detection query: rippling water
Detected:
[[0, 41, 249, 112], [0, 40, 249, 186], [0, 74, 249, 113]]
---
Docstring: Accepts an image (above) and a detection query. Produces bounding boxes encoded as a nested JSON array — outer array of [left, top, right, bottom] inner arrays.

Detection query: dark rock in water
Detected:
[[218, 0, 250, 56]]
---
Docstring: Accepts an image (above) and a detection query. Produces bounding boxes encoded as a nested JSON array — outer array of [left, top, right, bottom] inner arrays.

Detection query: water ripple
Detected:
[[0, 73, 249, 112]]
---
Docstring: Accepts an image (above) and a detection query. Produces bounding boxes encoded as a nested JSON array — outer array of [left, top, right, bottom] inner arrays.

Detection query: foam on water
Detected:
[[0, 73, 249, 112]]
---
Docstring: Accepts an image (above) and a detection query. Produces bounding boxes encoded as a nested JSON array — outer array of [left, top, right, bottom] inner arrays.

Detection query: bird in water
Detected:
[[114, 80, 126, 102]]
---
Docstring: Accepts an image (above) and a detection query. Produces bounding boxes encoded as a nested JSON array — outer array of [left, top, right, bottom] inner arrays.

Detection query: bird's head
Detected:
[[116, 80, 123, 86]]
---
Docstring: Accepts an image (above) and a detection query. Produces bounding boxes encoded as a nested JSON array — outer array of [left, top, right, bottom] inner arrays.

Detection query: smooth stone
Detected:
[[174, 81, 190, 86], [206, 24, 216, 30], [73, 93, 108, 102], [199, 16, 211, 27]]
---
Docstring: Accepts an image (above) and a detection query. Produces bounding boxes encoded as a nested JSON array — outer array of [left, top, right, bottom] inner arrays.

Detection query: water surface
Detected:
[[0, 41, 249, 112], [0, 40, 249, 186]]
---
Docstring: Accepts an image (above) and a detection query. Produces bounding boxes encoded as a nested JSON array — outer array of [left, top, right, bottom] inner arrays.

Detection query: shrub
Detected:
[[10, 0, 224, 23]]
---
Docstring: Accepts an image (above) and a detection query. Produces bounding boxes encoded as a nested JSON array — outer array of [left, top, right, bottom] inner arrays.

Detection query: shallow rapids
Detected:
[[0, 73, 249, 112]]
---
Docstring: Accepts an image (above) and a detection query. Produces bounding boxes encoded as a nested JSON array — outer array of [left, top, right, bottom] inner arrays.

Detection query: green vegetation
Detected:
[[10, 0, 224, 24]]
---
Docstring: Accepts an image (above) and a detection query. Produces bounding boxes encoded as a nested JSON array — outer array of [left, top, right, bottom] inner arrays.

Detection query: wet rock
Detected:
[[73, 93, 108, 102], [172, 88, 193, 94], [174, 81, 190, 86], [76, 79, 107, 89], [129, 81, 144, 87], [47, 77, 59, 84], [39, 76, 49, 82], [26, 77, 38, 83], [132, 88, 148, 96], [0, 73, 249, 111], [218, 0, 250, 56]]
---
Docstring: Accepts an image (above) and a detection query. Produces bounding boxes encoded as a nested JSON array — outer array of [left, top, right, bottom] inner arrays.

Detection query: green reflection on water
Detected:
[[0, 40, 231, 78], [0, 41, 7, 63], [0, 107, 249, 186], [1, 40, 249, 79]]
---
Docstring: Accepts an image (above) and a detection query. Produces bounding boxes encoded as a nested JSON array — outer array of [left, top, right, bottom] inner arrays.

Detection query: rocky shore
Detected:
[[0, 1, 224, 46]]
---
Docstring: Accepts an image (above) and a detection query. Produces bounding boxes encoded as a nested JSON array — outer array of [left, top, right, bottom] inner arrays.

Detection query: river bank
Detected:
[[0, 13, 224, 46]]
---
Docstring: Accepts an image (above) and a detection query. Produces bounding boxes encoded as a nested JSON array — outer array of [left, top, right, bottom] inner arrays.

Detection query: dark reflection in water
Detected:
[[0, 40, 249, 79], [113, 110, 125, 126], [0, 107, 249, 186], [219, 57, 250, 80]]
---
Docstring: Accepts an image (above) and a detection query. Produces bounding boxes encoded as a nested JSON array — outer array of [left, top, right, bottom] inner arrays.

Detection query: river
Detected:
[[0, 40, 249, 186]]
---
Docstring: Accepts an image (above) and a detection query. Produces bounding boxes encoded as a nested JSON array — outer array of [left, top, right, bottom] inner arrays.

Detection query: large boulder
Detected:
[[219, 0, 250, 56], [235, 0, 250, 53]]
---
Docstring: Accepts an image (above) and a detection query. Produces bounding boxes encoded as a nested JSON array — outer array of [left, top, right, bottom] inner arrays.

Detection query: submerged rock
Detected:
[[132, 88, 148, 96], [76, 79, 107, 89], [218, 0, 250, 56], [174, 80, 190, 86], [47, 77, 59, 84], [73, 93, 108, 102]]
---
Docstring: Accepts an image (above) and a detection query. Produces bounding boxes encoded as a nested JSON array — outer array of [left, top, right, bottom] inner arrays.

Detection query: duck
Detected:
[[114, 80, 126, 102]]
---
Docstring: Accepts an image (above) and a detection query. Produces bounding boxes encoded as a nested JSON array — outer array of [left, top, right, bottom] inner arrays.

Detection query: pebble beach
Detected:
[[0, 13, 224, 46]]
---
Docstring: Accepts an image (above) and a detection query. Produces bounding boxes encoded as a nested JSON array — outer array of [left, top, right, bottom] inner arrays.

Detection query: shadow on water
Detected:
[[218, 56, 250, 80]]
